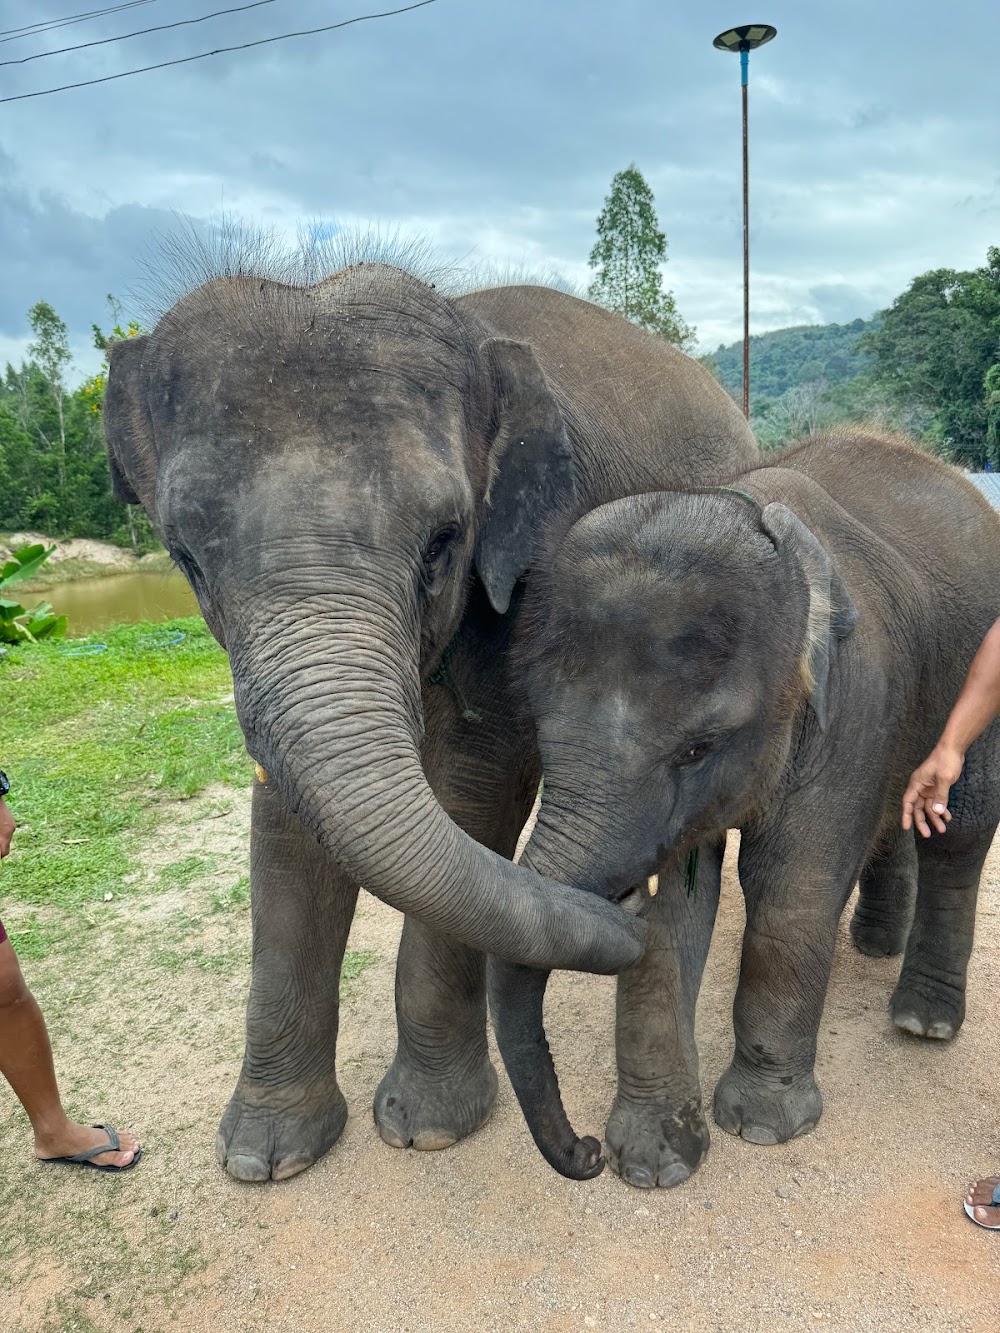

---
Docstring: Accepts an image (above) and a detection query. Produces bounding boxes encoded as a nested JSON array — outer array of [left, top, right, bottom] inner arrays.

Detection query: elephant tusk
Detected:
[[647, 874, 659, 897], [253, 761, 269, 784]]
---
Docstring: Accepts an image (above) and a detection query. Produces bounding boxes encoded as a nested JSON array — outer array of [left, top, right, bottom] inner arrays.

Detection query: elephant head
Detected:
[[489, 488, 858, 1177], [103, 264, 643, 974]]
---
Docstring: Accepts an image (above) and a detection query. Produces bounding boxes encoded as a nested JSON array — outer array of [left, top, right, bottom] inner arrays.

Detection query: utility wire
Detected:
[[0, 0, 438, 103], [1, 0, 290, 68], [0, 3, 157, 45]]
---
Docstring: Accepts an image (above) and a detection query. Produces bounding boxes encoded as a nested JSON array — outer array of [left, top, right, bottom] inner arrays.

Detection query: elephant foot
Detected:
[[605, 1093, 709, 1189], [374, 1055, 498, 1151], [849, 909, 909, 958], [216, 1082, 348, 1183], [890, 970, 965, 1040], [713, 1063, 822, 1145]]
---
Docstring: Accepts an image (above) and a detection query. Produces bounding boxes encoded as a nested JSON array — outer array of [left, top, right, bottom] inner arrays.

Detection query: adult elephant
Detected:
[[490, 430, 1000, 1187], [103, 263, 758, 1181]]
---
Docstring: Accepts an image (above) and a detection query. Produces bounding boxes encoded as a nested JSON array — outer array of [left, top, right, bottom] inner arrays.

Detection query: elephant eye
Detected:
[[424, 525, 460, 571], [171, 546, 206, 596], [674, 738, 715, 768]]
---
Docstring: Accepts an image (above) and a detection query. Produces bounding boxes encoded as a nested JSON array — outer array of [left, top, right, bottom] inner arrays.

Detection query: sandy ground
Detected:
[[3, 791, 999, 1332]]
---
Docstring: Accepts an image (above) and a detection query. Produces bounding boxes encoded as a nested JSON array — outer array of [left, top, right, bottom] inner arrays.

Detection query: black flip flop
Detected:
[[40, 1123, 142, 1173]]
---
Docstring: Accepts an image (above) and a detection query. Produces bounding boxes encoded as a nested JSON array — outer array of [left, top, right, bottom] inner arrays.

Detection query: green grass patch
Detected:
[[1, 617, 248, 945], [152, 941, 243, 976], [211, 874, 250, 913], [340, 948, 378, 996]]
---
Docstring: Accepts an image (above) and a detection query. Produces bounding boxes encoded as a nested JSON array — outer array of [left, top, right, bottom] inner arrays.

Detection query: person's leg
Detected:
[[0, 936, 139, 1166]]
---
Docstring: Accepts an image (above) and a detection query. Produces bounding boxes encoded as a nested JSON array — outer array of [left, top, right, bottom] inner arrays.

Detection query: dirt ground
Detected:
[[4, 790, 999, 1332]]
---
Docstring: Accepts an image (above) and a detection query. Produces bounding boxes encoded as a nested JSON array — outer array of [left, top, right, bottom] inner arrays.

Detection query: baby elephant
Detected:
[[490, 430, 1000, 1187]]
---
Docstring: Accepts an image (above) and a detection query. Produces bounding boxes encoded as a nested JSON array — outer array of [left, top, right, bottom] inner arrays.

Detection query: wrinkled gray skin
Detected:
[[492, 430, 1000, 1187], [103, 265, 758, 1181]]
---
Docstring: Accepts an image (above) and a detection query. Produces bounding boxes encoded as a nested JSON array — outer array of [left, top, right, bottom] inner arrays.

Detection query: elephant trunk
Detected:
[[487, 958, 604, 1180], [229, 574, 643, 974], [489, 810, 635, 1176]]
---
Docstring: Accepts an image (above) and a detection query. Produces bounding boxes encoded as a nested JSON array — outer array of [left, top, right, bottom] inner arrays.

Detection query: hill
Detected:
[[708, 317, 875, 401]]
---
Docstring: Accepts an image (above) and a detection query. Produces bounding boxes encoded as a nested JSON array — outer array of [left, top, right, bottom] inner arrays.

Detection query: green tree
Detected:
[[860, 247, 1000, 468], [588, 164, 694, 349], [985, 361, 1000, 453], [27, 301, 71, 489], [1, 297, 156, 547]]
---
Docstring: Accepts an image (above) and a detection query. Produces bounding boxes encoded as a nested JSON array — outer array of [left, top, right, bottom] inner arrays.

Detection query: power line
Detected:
[[1, 0, 290, 68], [0, 3, 157, 45], [0, 0, 438, 104]]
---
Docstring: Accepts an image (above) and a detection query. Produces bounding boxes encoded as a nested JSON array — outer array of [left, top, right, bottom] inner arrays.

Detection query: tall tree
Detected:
[[861, 246, 1000, 468], [588, 164, 695, 349], [27, 301, 71, 489]]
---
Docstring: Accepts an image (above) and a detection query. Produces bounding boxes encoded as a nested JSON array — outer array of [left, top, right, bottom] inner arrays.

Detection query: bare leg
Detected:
[[605, 839, 724, 1189], [0, 939, 139, 1167], [216, 779, 359, 1181]]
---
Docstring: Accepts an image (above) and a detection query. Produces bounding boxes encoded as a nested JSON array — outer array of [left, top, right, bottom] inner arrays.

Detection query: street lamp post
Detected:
[[713, 24, 777, 419]]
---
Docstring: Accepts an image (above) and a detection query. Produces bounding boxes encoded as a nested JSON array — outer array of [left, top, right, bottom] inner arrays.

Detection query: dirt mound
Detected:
[[1, 532, 135, 569]]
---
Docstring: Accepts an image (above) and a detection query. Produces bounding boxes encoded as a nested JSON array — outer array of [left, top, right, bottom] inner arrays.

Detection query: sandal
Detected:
[[39, 1123, 142, 1174]]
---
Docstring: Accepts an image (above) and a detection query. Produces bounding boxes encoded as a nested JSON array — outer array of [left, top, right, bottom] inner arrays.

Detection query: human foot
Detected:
[[36, 1120, 140, 1170], [964, 1175, 1000, 1229]]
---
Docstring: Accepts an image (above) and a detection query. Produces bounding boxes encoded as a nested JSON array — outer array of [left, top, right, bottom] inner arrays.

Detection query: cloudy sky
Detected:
[[1, 0, 997, 381]]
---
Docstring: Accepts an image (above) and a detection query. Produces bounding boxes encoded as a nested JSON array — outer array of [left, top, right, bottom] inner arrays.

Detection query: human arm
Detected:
[[902, 616, 1000, 837]]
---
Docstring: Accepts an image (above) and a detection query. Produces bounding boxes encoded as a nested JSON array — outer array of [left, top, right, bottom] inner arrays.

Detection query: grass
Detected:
[[1, 617, 379, 998], [0, 618, 245, 925]]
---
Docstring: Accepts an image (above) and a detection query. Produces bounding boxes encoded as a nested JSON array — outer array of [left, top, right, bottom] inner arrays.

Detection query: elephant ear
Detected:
[[103, 335, 155, 508], [761, 502, 858, 730], [475, 337, 577, 615]]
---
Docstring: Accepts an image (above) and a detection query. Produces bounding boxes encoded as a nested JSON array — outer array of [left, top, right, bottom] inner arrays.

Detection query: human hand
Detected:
[[900, 744, 965, 837], [0, 798, 14, 859]]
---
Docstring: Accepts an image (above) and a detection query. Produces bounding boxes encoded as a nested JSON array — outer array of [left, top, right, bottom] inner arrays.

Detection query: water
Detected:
[[43, 570, 200, 635]]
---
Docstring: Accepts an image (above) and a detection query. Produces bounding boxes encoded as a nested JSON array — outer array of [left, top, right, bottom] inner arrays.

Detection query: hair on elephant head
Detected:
[[489, 488, 858, 1178], [102, 242, 643, 977]]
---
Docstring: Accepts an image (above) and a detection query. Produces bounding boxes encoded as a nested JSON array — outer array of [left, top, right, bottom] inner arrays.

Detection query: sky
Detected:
[[0, 0, 997, 382]]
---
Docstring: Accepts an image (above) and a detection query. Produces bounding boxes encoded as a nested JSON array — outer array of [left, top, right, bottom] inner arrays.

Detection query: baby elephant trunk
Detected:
[[487, 959, 604, 1180]]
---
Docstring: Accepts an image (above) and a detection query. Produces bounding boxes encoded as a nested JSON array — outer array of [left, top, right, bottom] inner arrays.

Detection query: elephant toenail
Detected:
[[894, 1013, 925, 1036], [926, 1021, 954, 1039], [742, 1125, 780, 1146], [622, 1165, 656, 1189], [225, 1154, 272, 1182], [657, 1162, 691, 1188]]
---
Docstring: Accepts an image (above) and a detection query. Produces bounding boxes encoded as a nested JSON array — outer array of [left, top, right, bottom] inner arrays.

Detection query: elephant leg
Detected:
[[606, 838, 724, 1189], [891, 729, 1000, 1040], [374, 918, 501, 1151], [217, 779, 359, 1182], [375, 616, 540, 1151], [850, 824, 917, 957], [714, 818, 872, 1146]]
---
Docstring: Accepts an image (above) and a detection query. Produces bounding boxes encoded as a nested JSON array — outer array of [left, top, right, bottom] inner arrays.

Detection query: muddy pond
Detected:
[[43, 570, 199, 635]]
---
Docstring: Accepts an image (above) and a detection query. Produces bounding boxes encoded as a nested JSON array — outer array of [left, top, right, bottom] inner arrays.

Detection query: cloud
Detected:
[[0, 0, 996, 378]]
